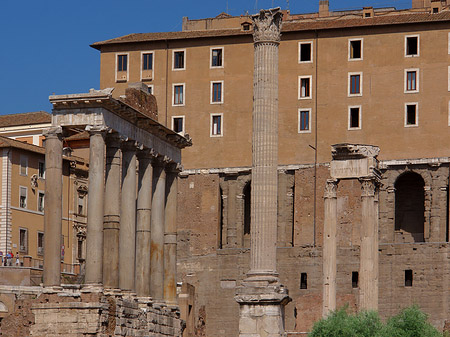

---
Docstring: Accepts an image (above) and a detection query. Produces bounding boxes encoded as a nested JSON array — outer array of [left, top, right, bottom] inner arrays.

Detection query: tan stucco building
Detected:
[[86, 0, 450, 335]]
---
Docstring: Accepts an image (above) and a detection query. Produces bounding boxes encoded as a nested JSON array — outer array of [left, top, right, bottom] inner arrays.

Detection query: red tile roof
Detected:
[[0, 135, 45, 154], [0, 111, 51, 128]]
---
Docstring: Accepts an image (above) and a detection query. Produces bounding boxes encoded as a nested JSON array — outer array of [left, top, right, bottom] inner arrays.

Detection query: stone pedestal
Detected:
[[323, 179, 338, 317]]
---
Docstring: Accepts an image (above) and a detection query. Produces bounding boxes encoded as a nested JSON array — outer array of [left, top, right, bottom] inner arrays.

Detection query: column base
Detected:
[[235, 280, 291, 337]]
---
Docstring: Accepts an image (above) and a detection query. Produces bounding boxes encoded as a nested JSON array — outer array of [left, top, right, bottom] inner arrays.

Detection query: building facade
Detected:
[[90, 1, 450, 335]]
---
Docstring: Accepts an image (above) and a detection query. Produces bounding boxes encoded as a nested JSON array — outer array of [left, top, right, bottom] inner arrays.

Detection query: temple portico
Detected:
[[44, 87, 191, 304]]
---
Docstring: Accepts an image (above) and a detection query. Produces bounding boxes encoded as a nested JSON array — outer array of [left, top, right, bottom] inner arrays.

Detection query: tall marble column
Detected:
[[103, 133, 121, 289], [359, 177, 379, 310], [150, 156, 166, 302], [85, 125, 107, 286], [119, 140, 137, 292], [323, 179, 339, 317], [164, 164, 179, 305], [135, 149, 154, 297], [43, 127, 63, 287], [235, 8, 290, 337]]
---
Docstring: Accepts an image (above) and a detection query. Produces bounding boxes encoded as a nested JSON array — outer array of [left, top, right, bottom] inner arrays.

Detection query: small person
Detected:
[[0, 251, 3, 265], [15, 252, 19, 266], [6, 251, 12, 266]]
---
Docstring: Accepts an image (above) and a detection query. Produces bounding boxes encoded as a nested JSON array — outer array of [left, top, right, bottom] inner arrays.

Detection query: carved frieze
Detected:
[[252, 8, 283, 43]]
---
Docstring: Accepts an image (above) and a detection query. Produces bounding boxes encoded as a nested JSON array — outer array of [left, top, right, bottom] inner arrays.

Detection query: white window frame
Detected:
[[38, 160, 45, 179], [210, 113, 224, 137], [172, 49, 186, 71], [210, 47, 224, 69], [19, 186, 27, 209], [298, 108, 312, 133], [19, 227, 28, 253], [140, 51, 155, 81], [19, 155, 28, 176], [348, 38, 363, 61], [210, 81, 224, 104], [298, 41, 313, 64], [348, 105, 362, 130], [146, 84, 154, 95], [38, 191, 45, 213], [172, 83, 185, 106], [348, 72, 363, 97], [405, 35, 420, 57], [404, 68, 419, 93], [405, 102, 419, 127], [115, 52, 129, 82], [37, 231, 44, 256], [298, 75, 312, 100], [171, 115, 185, 135], [448, 101, 450, 126]]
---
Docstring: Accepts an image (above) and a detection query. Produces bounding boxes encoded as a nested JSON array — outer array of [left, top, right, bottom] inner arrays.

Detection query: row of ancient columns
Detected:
[[43, 126, 178, 304], [322, 177, 379, 316]]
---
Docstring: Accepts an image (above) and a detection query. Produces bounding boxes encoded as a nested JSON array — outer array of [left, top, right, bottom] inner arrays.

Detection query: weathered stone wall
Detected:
[[177, 163, 450, 336]]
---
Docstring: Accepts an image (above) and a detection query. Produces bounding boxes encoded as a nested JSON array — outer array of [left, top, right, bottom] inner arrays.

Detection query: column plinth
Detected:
[[85, 125, 107, 286], [103, 133, 121, 289], [359, 177, 379, 311], [43, 127, 63, 287], [135, 149, 154, 297], [323, 179, 339, 317], [119, 140, 137, 292], [150, 156, 167, 302]]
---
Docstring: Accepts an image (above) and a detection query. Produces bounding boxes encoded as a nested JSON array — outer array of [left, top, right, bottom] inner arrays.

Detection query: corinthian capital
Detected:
[[324, 179, 339, 199], [360, 178, 378, 197], [252, 7, 283, 43]]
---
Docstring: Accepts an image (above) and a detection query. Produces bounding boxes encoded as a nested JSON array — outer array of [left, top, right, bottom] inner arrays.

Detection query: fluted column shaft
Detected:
[[164, 166, 178, 305], [85, 126, 106, 285], [150, 158, 166, 301], [323, 179, 338, 317], [249, 39, 280, 277], [119, 141, 137, 291], [359, 178, 379, 310], [43, 127, 63, 287], [135, 150, 154, 297], [103, 133, 121, 289]]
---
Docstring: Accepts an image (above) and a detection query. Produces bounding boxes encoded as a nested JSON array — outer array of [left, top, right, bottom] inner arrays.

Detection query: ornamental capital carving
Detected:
[[360, 178, 378, 197], [252, 7, 283, 44], [324, 179, 339, 199], [43, 126, 63, 139], [85, 124, 108, 136]]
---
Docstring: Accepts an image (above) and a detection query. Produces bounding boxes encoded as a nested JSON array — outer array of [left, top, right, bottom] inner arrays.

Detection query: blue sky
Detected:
[[0, 0, 410, 115]]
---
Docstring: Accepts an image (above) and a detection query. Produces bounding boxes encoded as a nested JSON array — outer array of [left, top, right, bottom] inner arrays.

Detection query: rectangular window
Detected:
[[298, 109, 311, 133], [406, 71, 417, 91], [300, 273, 307, 289], [19, 228, 28, 253], [77, 239, 83, 260], [348, 106, 361, 129], [38, 192, 44, 212], [173, 50, 185, 70], [349, 73, 362, 96], [37, 232, 44, 256], [211, 81, 223, 103], [352, 271, 359, 288], [211, 48, 223, 68], [19, 186, 27, 209], [299, 76, 312, 99], [78, 195, 85, 215], [299, 42, 312, 63], [349, 39, 363, 60], [142, 53, 153, 70], [38, 161, 45, 179], [147, 84, 153, 95], [20, 155, 28, 176], [211, 114, 223, 137], [117, 54, 127, 72], [173, 84, 185, 106], [172, 116, 185, 134], [405, 269, 413, 287], [405, 35, 419, 57], [405, 103, 418, 127]]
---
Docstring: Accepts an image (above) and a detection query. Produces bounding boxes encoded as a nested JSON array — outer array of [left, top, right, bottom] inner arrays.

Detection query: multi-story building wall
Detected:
[[92, 1, 450, 335], [0, 111, 51, 146]]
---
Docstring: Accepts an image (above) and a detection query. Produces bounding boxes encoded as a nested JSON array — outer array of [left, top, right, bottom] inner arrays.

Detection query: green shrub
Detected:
[[309, 305, 443, 337]]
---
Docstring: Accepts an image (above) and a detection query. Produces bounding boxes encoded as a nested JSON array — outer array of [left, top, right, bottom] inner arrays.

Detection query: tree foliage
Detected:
[[309, 305, 444, 337]]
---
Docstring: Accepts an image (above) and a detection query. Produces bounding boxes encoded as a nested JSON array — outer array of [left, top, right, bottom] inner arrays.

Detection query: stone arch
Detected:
[[394, 171, 425, 242]]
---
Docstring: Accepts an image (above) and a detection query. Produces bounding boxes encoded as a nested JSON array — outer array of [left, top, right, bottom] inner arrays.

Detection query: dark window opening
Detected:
[[406, 36, 418, 56], [212, 82, 222, 102], [142, 53, 153, 70], [433, 7, 439, 13], [300, 43, 312, 62], [365, 12, 371, 17], [395, 172, 425, 242], [117, 55, 127, 72], [350, 74, 361, 94], [244, 182, 251, 236], [350, 40, 362, 59], [406, 104, 417, 125], [300, 273, 308, 289], [212, 49, 223, 67], [406, 71, 417, 91], [173, 117, 184, 133], [299, 110, 310, 131], [350, 107, 360, 128], [174, 51, 185, 69], [405, 269, 413, 287], [300, 78, 310, 97], [77, 239, 83, 260], [242, 23, 250, 31], [352, 271, 359, 288]]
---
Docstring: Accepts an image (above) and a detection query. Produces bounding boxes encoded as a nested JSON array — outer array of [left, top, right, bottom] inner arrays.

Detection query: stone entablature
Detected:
[[330, 143, 380, 180]]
